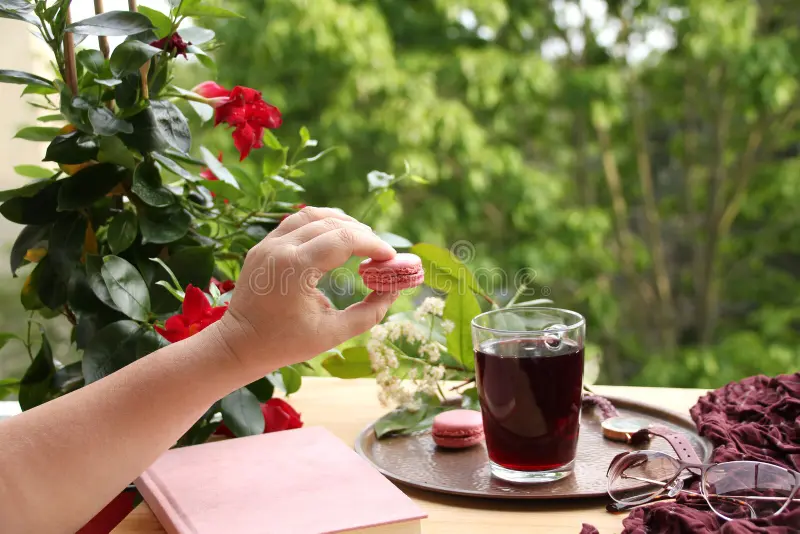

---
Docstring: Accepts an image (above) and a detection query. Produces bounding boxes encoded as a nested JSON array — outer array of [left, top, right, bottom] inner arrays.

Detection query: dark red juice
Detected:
[[475, 338, 584, 472]]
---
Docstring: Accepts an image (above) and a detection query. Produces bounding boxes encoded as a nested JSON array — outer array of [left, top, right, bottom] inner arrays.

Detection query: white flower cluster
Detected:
[[367, 298, 451, 410], [413, 297, 445, 321]]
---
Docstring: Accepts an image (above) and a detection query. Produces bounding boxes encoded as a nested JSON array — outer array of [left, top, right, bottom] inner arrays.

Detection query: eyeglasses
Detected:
[[607, 450, 800, 521]]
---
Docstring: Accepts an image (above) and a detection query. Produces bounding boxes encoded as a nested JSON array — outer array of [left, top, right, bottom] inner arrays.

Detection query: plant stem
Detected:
[[506, 282, 528, 308], [63, 10, 78, 95], [25, 313, 34, 362], [93, 0, 111, 59]]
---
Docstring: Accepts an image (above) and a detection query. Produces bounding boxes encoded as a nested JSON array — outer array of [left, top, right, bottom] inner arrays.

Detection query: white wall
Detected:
[[0, 19, 44, 240]]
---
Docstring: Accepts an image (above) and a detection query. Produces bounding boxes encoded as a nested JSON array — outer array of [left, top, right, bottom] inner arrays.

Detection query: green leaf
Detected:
[[114, 74, 140, 108], [151, 152, 195, 181], [179, 26, 215, 45], [14, 126, 61, 142], [132, 160, 174, 207], [44, 130, 99, 164], [85, 254, 119, 311], [374, 407, 428, 439], [409, 174, 429, 185], [110, 41, 161, 78], [443, 289, 481, 371], [77, 49, 106, 75], [0, 179, 52, 202], [0, 332, 21, 353], [97, 135, 136, 169], [188, 46, 216, 72], [200, 146, 238, 188], [377, 232, 413, 249], [200, 180, 243, 200], [37, 113, 64, 122], [137, 6, 171, 38], [220, 387, 265, 437], [136, 326, 169, 357], [0, 69, 53, 88], [94, 78, 122, 87], [57, 163, 127, 211], [10, 224, 49, 275], [280, 365, 302, 395], [299, 126, 310, 147], [151, 246, 214, 313], [0, 181, 60, 225], [139, 206, 190, 244], [246, 376, 274, 402], [108, 211, 138, 254], [262, 130, 282, 150], [67, 11, 155, 36], [100, 255, 151, 321], [14, 165, 55, 179], [411, 243, 487, 298], [18, 331, 56, 411], [322, 346, 374, 378], [120, 100, 191, 154], [181, 1, 243, 19], [51, 361, 84, 396], [262, 147, 287, 176], [268, 175, 304, 192], [88, 107, 134, 136], [48, 213, 86, 271], [82, 320, 141, 383], [21, 84, 57, 95], [461, 387, 480, 411]]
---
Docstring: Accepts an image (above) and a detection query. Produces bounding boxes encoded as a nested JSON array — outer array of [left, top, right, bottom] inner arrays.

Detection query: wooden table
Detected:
[[113, 378, 706, 534]]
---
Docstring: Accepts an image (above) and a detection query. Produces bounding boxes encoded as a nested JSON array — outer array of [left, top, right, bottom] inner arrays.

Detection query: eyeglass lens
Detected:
[[608, 452, 797, 520], [703, 461, 796, 520], [608, 451, 684, 505]]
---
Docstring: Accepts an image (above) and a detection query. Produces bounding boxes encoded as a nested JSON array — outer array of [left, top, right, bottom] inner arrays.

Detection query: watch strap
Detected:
[[647, 424, 701, 464]]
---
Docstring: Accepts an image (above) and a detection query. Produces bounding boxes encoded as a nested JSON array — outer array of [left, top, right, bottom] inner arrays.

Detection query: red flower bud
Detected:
[[150, 33, 190, 59]]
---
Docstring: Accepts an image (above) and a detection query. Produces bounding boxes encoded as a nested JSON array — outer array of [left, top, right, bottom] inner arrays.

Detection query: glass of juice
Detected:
[[471, 307, 585, 484]]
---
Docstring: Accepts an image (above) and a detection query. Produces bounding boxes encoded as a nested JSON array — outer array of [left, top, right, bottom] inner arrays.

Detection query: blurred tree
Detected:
[[201, 0, 800, 386]]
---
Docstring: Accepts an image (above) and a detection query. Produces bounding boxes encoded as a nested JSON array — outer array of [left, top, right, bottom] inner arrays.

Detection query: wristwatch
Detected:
[[601, 416, 701, 463]]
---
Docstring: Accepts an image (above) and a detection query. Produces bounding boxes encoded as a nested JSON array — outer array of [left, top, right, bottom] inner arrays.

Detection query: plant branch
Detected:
[[93, 0, 110, 59], [593, 119, 655, 308], [630, 80, 675, 351], [63, 10, 78, 95], [127, 0, 149, 99]]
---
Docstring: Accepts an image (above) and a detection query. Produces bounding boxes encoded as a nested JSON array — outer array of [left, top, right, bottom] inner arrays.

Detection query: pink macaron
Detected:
[[431, 409, 485, 449], [358, 253, 425, 292]]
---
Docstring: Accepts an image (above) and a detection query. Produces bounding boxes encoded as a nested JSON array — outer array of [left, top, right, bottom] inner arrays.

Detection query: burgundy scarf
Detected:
[[584, 373, 800, 534]]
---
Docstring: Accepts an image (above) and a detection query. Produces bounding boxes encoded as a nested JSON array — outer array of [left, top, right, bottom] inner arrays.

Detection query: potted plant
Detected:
[[0, 0, 361, 444]]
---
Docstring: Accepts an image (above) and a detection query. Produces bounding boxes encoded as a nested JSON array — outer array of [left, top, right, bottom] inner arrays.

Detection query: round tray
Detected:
[[354, 396, 712, 500]]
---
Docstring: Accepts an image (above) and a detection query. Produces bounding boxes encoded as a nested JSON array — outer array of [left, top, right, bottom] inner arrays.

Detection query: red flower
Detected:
[[210, 277, 235, 294], [195, 81, 282, 161], [215, 398, 303, 438], [262, 398, 303, 432], [155, 284, 227, 343], [150, 33, 190, 59], [193, 81, 229, 99]]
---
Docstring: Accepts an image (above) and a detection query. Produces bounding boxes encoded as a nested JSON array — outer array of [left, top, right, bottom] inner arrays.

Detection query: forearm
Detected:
[[0, 325, 253, 534]]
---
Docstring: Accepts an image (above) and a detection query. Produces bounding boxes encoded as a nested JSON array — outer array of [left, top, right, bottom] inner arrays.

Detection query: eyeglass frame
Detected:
[[606, 450, 800, 521]]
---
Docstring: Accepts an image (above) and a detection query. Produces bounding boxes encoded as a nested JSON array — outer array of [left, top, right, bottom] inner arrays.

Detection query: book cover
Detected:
[[135, 426, 425, 534]]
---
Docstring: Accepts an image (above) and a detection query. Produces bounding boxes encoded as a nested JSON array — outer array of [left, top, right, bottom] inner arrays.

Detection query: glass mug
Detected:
[[471, 307, 586, 483]]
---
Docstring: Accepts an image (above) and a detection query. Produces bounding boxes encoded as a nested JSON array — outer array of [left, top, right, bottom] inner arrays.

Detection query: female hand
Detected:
[[214, 206, 399, 376]]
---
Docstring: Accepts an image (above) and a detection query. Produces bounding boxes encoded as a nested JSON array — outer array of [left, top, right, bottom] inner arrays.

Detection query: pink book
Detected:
[[135, 426, 425, 534]]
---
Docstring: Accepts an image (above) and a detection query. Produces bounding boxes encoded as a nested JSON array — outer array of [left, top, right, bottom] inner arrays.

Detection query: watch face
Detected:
[[603, 417, 651, 433], [601, 416, 652, 442]]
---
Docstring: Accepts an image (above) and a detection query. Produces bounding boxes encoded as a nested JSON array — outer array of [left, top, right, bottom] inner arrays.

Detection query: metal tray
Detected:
[[355, 396, 712, 500]]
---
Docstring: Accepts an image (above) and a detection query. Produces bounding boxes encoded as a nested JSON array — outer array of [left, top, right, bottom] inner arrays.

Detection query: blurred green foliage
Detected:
[[199, 0, 799, 388]]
